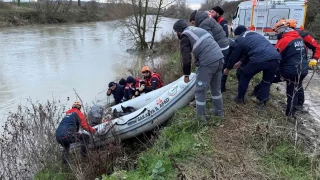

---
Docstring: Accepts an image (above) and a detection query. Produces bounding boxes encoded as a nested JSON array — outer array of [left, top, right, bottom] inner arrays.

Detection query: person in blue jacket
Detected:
[[224, 25, 281, 107], [107, 81, 125, 104]]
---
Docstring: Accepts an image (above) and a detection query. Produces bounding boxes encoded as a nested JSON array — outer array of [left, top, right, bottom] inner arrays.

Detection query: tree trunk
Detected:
[[150, 0, 163, 50], [78, 0, 81, 7], [141, 0, 149, 50]]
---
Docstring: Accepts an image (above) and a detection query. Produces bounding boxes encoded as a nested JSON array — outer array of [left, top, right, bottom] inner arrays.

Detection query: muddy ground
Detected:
[[273, 68, 320, 149]]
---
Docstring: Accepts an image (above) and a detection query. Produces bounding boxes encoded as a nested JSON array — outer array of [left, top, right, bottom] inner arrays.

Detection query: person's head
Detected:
[[126, 76, 135, 86], [72, 101, 81, 110], [210, 6, 224, 19], [141, 66, 152, 78], [234, 25, 247, 36], [108, 81, 116, 90], [173, 19, 189, 39], [189, 10, 197, 26], [118, 78, 127, 86], [273, 19, 292, 39]]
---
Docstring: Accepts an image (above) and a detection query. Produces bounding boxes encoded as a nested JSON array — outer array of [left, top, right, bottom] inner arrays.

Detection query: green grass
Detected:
[[97, 107, 214, 180], [263, 142, 319, 180], [34, 165, 72, 180]]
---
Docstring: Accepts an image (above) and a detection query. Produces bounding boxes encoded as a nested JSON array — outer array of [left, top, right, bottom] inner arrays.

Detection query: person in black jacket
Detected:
[[106, 82, 124, 104], [224, 25, 281, 106], [210, 6, 229, 37]]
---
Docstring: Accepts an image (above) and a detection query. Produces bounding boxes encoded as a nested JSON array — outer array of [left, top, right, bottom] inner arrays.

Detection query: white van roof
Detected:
[[238, 0, 306, 7]]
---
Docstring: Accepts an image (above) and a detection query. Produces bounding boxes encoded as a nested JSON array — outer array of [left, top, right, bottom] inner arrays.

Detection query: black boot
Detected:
[[256, 101, 266, 110], [232, 96, 244, 104]]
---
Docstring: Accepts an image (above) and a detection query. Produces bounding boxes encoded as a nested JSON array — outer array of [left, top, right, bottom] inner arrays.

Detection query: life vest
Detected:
[[145, 73, 163, 88], [125, 78, 143, 90], [217, 16, 224, 24]]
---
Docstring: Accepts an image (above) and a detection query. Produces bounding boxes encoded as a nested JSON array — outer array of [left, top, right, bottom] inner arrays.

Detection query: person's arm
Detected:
[[274, 38, 288, 62], [76, 110, 95, 134], [220, 20, 229, 37], [303, 34, 320, 60], [180, 35, 192, 75], [144, 77, 159, 92], [227, 39, 244, 70], [106, 89, 111, 96]]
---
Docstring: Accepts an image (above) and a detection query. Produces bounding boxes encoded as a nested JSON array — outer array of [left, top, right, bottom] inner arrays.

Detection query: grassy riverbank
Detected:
[[93, 71, 319, 180], [30, 41, 320, 179], [0, 2, 133, 27]]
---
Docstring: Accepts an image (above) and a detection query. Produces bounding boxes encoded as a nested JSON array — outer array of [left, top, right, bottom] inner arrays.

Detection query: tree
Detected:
[[200, 0, 224, 11], [120, 0, 176, 51]]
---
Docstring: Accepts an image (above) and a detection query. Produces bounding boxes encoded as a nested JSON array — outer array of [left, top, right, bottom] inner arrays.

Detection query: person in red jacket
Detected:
[[56, 102, 96, 164], [286, 19, 320, 61], [274, 20, 308, 118], [138, 66, 163, 93]]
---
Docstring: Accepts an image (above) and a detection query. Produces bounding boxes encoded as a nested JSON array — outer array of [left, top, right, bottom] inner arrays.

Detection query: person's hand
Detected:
[[233, 61, 242, 69], [139, 85, 145, 91], [107, 89, 111, 94], [223, 69, 230, 75], [132, 96, 135, 99], [309, 59, 318, 67], [94, 124, 108, 136], [135, 91, 139, 96], [184, 76, 190, 83]]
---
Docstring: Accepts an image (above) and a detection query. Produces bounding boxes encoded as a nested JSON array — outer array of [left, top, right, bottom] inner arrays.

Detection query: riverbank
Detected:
[[32, 45, 320, 179], [0, 2, 133, 27], [92, 72, 320, 180], [1, 31, 320, 179]]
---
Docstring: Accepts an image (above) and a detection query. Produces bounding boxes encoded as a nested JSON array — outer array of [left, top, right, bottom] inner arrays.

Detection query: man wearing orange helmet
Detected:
[[56, 102, 101, 164], [286, 19, 320, 61], [138, 66, 163, 93], [273, 20, 308, 118]]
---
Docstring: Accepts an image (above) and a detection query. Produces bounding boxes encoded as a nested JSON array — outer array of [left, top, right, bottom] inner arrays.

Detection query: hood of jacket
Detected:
[[195, 11, 209, 27]]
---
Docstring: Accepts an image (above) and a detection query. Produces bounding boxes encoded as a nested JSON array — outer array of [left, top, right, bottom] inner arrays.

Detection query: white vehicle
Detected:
[[231, 0, 308, 44]]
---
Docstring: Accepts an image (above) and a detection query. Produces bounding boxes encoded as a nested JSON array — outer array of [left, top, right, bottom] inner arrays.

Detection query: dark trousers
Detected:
[[56, 133, 90, 164], [252, 70, 281, 94], [221, 63, 228, 89], [238, 60, 279, 103], [220, 48, 229, 90], [281, 72, 307, 117]]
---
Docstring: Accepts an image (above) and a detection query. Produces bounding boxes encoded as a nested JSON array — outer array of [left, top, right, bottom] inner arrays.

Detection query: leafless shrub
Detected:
[[0, 99, 66, 179]]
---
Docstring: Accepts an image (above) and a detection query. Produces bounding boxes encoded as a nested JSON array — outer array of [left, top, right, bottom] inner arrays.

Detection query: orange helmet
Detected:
[[273, 19, 289, 32], [286, 19, 297, 29], [72, 101, 81, 109], [141, 66, 151, 73]]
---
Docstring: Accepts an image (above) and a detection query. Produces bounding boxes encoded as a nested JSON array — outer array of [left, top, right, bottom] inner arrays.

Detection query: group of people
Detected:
[[173, 6, 320, 120], [55, 6, 320, 165], [106, 66, 163, 104], [54, 66, 162, 164]]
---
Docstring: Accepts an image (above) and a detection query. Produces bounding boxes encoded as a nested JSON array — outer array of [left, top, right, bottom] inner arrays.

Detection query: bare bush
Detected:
[[0, 99, 66, 179], [162, 2, 193, 20], [33, 0, 72, 23]]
